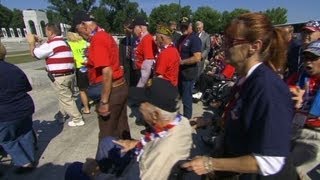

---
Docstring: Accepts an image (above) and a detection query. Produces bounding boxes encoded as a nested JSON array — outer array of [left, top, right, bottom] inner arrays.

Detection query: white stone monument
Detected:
[[23, 10, 48, 38], [17, 28, 23, 38], [1, 28, 8, 38], [23, 28, 28, 37], [9, 28, 15, 38]]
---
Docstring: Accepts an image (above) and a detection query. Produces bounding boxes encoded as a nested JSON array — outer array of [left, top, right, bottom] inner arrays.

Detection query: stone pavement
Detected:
[[0, 60, 211, 180]]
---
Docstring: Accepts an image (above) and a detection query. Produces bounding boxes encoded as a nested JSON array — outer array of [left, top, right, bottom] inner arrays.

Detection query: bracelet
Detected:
[[203, 156, 214, 173]]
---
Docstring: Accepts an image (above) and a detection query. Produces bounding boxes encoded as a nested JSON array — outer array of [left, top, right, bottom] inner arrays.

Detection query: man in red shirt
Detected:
[[129, 16, 157, 87], [155, 25, 180, 86], [73, 11, 130, 140]]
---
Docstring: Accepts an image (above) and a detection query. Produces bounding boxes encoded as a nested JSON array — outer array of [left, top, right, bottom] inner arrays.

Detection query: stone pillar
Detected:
[[1, 28, 8, 38], [23, 28, 28, 37], [17, 28, 23, 38], [9, 28, 15, 38]]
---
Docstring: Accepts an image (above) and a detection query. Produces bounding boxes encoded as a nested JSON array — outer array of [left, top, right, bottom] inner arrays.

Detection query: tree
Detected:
[[219, 8, 250, 32], [0, 4, 13, 28], [149, 3, 192, 33], [10, 9, 25, 29], [193, 6, 221, 34], [264, 7, 287, 25], [99, 0, 142, 33], [47, 0, 96, 24]]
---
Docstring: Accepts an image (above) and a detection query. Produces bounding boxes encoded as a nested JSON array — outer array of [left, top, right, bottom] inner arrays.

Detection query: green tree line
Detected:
[[0, 0, 288, 34]]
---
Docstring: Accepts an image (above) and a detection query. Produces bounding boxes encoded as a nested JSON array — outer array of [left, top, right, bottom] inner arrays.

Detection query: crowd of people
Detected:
[[0, 10, 319, 180]]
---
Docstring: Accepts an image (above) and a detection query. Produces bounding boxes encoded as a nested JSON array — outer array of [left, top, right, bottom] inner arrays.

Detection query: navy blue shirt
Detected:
[[0, 60, 34, 122], [177, 32, 201, 80], [224, 64, 293, 158]]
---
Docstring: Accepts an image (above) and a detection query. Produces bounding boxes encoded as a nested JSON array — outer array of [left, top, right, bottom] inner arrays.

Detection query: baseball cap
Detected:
[[302, 20, 320, 32], [71, 10, 94, 32], [156, 25, 173, 37], [129, 16, 148, 29], [128, 78, 179, 113], [180, 17, 192, 27], [303, 40, 320, 57]]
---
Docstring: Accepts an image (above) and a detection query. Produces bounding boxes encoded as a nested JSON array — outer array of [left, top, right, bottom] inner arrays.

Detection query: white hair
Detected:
[[155, 105, 180, 121]]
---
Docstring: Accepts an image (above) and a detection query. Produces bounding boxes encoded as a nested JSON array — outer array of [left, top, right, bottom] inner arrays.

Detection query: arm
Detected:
[[180, 52, 201, 65], [137, 59, 154, 87], [98, 66, 113, 116], [201, 34, 211, 59], [26, 34, 51, 59]]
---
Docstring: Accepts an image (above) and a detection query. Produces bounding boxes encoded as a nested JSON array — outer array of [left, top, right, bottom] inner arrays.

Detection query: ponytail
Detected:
[[264, 27, 288, 74]]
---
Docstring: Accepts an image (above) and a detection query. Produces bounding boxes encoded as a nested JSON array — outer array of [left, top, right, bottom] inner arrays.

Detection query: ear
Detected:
[[249, 40, 263, 54], [151, 110, 160, 123]]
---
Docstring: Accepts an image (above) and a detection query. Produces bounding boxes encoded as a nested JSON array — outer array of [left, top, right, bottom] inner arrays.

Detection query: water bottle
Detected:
[[79, 66, 87, 73]]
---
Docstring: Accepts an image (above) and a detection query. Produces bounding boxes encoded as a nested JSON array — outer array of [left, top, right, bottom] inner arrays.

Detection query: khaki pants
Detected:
[[52, 74, 83, 123], [290, 128, 320, 180]]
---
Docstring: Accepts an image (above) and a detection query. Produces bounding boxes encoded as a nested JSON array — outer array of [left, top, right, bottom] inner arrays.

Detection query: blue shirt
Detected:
[[224, 64, 293, 157], [177, 32, 201, 80], [0, 60, 34, 122]]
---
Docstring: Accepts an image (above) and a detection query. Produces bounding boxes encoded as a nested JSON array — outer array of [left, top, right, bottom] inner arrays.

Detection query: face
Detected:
[[123, 26, 132, 35], [76, 23, 90, 39], [139, 102, 158, 126], [301, 30, 320, 45], [196, 24, 203, 33], [133, 25, 142, 37], [223, 36, 250, 67], [45, 27, 52, 39], [303, 52, 320, 76], [170, 24, 177, 31], [155, 33, 164, 47]]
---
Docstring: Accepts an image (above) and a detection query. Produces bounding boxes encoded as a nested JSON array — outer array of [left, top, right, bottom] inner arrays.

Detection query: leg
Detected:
[[65, 162, 90, 180], [53, 75, 84, 123], [181, 80, 194, 119], [79, 90, 90, 113]]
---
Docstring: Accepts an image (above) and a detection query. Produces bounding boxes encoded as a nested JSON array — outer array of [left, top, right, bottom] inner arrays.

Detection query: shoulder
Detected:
[[142, 34, 155, 43], [0, 61, 24, 76]]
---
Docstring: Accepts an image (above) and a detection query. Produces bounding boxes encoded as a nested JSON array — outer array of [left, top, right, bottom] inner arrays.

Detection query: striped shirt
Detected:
[[33, 36, 74, 74]]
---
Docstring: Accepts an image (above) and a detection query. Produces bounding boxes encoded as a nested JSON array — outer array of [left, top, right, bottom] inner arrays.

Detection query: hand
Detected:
[[180, 60, 184, 65], [207, 71, 214, 76], [112, 139, 139, 153], [82, 158, 101, 177], [26, 34, 36, 44], [98, 103, 111, 117], [290, 86, 305, 109], [181, 156, 209, 175]]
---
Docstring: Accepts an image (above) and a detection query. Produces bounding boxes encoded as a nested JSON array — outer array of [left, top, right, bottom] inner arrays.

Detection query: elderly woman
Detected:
[[182, 13, 297, 179], [0, 43, 36, 172]]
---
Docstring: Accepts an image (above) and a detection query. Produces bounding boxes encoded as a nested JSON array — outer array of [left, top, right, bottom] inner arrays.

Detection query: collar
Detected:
[[246, 62, 263, 78], [139, 31, 149, 40]]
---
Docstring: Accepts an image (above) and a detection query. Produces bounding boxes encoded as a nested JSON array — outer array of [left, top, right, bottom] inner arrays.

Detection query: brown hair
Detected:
[[0, 43, 6, 60], [46, 23, 62, 36], [225, 13, 288, 73]]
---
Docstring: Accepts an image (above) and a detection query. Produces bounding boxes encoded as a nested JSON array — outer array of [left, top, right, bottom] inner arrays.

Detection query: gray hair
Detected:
[[155, 105, 180, 121]]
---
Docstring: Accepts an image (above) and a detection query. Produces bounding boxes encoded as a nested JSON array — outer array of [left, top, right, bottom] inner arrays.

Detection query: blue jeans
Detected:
[[0, 116, 35, 166], [179, 80, 194, 119], [87, 83, 103, 103]]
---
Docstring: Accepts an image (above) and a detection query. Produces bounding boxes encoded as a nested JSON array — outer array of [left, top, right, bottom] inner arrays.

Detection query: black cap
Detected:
[[129, 16, 148, 29], [128, 78, 179, 112], [70, 10, 93, 32]]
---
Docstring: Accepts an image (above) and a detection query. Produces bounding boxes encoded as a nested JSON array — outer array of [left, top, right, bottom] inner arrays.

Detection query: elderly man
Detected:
[[65, 78, 193, 180], [27, 23, 84, 127], [154, 25, 180, 86], [287, 40, 320, 179], [72, 11, 130, 140], [177, 17, 202, 119], [287, 20, 320, 77], [195, 20, 211, 77], [130, 16, 157, 87]]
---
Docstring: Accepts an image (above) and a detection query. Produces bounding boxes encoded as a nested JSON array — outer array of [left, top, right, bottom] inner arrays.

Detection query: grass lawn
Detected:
[[6, 54, 36, 64]]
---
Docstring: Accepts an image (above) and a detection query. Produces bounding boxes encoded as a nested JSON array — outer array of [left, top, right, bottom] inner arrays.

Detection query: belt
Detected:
[[52, 72, 74, 77], [112, 77, 125, 88]]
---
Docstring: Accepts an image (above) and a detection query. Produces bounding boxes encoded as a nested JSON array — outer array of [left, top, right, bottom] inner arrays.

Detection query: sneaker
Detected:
[[192, 92, 203, 99], [67, 120, 85, 127], [54, 112, 69, 124]]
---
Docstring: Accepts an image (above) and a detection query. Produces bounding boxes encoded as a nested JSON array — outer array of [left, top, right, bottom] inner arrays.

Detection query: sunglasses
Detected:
[[223, 37, 249, 48], [303, 53, 320, 61]]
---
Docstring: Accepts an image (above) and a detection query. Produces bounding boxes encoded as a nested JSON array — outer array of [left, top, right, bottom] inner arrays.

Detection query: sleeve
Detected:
[[142, 37, 155, 60], [202, 34, 211, 59], [190, 36, 202, 54], [155, 53, 167, 76], [253, 154, 285, 176], [15, 67, 32, 93], [33, 43, 53, 59], [90, 35, 112, 68]]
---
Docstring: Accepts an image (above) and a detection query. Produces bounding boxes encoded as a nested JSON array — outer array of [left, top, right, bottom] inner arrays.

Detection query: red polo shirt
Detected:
[[87, 31, 123, 84], [155, 45, 180, 86], [135, 34, 157, 70]]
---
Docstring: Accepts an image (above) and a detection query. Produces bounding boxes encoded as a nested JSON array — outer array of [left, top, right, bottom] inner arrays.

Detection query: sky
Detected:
[[2, 0, 320, 23]]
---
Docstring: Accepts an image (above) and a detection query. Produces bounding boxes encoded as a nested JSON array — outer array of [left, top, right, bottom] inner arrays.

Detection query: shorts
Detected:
[[76, 69, 89, 90]]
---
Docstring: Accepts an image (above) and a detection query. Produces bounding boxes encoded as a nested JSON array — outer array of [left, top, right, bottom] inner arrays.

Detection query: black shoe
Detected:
[[14, 166, 36, 174]]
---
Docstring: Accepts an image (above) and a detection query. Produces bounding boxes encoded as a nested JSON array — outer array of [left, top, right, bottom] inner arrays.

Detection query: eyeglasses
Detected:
[[223, 37, 249, 48]]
